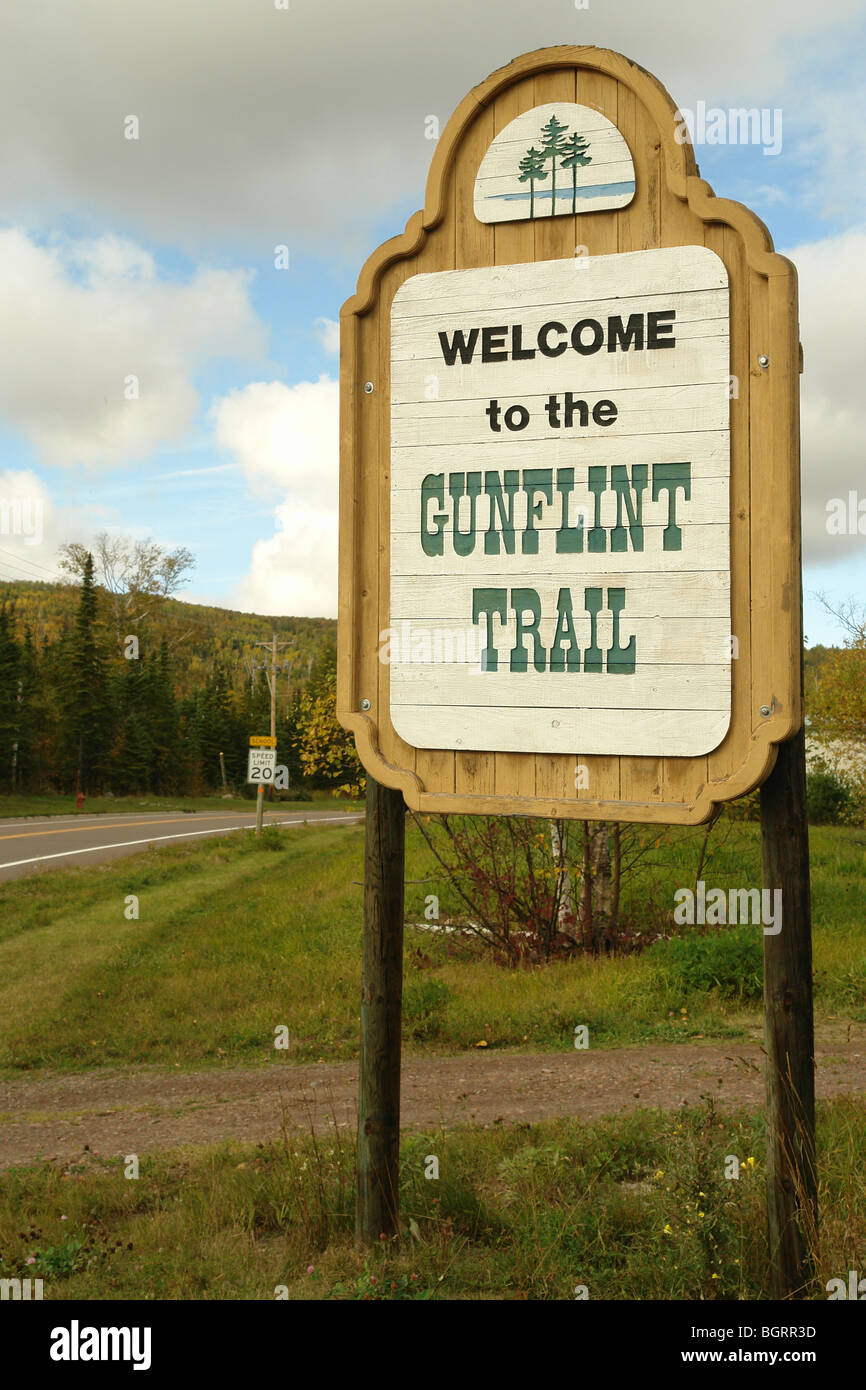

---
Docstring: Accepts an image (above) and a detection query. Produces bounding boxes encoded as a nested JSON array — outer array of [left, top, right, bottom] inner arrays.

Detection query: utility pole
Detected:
[[253, 632, 293, 833]]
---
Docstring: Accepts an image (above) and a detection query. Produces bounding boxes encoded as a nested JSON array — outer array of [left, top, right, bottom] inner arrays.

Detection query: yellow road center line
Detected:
[[0, 815, 258, 843]]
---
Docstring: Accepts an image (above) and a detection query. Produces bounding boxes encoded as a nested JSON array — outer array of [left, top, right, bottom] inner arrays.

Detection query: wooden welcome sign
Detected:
[[338, 45, 801, 824]]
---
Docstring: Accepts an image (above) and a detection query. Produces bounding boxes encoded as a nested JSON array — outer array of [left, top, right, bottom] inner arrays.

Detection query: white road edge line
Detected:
[[0, 816, 362, 870]]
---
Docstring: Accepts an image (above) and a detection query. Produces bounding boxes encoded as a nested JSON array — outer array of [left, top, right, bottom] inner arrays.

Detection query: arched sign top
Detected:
[[473, 102, 635, 223]]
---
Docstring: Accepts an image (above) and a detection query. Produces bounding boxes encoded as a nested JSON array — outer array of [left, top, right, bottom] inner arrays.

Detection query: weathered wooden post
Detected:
[[761, 726, 817, 1297], [355, 774, 405, 1247]]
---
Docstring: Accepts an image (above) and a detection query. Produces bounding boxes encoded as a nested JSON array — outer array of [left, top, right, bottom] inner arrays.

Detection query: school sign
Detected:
[[338, 46, 801, 824]]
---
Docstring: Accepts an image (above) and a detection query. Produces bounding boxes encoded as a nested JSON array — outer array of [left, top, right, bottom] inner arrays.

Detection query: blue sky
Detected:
[[0, 0, 863, 646]]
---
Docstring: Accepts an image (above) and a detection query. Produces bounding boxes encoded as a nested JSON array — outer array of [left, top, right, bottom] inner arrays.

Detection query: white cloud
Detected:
[[213, 374, 338, 616], [787, 227, 866, 563], [0, 0, 861, 254], [314, 318, 340, 354], [0, 468, 110, 584], [0, 229, 265, 468], [230, 503, 337, 618]]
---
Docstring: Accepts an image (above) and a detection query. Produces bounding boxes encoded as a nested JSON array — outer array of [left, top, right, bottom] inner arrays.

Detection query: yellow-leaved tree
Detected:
[[292, 661, 365, 797]]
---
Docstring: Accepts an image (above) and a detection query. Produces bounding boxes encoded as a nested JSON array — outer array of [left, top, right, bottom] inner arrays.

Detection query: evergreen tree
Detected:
[[67, 552, 111, 792], [151, 639, 182, 793], [560, 132, 592, 214], [112, 651, 154, 793], [517, 145, 548, 218], [0, 606, 21, 790], [539, 114, 570, 211]]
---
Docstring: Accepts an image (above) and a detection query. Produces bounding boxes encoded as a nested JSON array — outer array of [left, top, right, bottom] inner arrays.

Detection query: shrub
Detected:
[[725, 789, 760, 822], [402, 977, 454, 1040], [806, 769, 852, 825], [650, 926, 763, 1000]]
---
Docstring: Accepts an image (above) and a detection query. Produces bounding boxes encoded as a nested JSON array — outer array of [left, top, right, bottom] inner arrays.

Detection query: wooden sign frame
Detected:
[[337, 45, 801, 825]]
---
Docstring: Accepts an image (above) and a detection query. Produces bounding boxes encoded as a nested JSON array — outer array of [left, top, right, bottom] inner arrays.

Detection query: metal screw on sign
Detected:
[[758, 355, 770, 368], [363, 381, 374, 394], [760, 705, 771, 717], [360, 698, 371, 710]]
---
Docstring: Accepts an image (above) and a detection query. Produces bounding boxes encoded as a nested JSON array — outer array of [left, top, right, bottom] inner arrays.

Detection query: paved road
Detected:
[[0, 808, 363, 882]]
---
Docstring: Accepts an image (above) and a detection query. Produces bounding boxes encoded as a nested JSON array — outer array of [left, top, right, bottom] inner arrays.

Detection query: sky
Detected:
[[0, 0, 863, 646]]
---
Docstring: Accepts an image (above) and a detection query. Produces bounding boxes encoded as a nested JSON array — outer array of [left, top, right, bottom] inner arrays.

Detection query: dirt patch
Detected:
[[1, 1025, 864, 1170]]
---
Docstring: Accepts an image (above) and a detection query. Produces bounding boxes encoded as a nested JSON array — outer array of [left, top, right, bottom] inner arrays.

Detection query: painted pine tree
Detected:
[[539, 114, 570, 211], [560, 132, 593, 214], [517, 145, 547, 218]]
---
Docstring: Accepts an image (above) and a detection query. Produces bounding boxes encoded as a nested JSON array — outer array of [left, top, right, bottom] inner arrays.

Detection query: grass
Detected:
[[0, 791, 361, 819], [0, 1097, 862, 1299], [0, 818, 862, 1074]]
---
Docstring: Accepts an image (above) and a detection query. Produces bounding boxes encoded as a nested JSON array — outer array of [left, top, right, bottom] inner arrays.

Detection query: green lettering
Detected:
[[510, 588, 546, 672], [550, 588, 580, 672]]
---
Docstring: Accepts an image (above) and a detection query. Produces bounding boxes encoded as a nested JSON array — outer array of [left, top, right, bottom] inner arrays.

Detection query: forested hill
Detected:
[[0, 577, 349, 797], [0, 580, 336, 702]]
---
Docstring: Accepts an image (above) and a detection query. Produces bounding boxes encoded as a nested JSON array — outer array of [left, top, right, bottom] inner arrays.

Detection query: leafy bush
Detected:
[[651, 926, 762, 1000], [725, 789, 760, 822], [402, 977, 454, 1039], [806, 769, 852, 825]]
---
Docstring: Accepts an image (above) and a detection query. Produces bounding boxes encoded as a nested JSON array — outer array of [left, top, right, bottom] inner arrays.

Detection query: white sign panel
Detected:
[[388, 246, 731, 757], [247, 747, 277, 783]]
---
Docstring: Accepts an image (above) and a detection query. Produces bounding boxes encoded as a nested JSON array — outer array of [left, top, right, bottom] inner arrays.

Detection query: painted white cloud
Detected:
[[786, 228, 866, 564], [0, 230, 264, 468], [213, 375, 338, 616]]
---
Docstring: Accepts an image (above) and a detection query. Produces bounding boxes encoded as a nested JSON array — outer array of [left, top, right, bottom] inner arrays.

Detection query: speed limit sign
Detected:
[[247, 747, 277, 784]]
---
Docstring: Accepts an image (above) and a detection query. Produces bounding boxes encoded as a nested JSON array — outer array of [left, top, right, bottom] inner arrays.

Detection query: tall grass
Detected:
[[0, 1098, 862, 1300]]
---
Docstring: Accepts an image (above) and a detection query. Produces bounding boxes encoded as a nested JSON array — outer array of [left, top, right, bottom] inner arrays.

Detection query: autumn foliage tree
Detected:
[[292, 659, 364, 796], [809, 600, 866, 743]]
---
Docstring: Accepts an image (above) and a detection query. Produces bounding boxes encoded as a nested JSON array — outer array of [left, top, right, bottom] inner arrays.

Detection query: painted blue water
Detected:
[[487, 180, 635, 202]]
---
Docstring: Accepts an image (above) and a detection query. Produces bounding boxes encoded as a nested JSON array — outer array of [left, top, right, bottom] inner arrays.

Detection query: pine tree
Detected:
[[0, 606, 21, 791], [517, 146, 548, 218], [151, 639, 181, 793], [560, 132, 593, 214], [539, 114, 570, 212], [68, 552, 110, 792]]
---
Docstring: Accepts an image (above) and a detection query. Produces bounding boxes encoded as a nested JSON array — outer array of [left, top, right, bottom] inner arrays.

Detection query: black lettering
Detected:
[[481, 325, 509, 362], [647, 310, 676, 349], [538, 321, 568, 357], [571, 319, 605, 355], [592, 399, 618, 426], [437, 327, 479, 366], [607, 314, 644, 352], [511, 324, 536, 360]]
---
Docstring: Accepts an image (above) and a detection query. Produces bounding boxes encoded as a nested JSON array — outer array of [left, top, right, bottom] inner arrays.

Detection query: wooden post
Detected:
[[356, 774, 405, 1247], [760, 724, 817, 1298]]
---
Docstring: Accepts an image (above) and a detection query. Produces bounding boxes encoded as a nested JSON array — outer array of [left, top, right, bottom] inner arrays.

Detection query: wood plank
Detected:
[[410, 167, 458, 800], [491, 74, 538, 804], [454, 98, 496, 800], [615, 78, 663, 811]]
